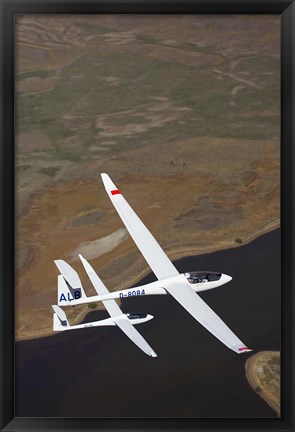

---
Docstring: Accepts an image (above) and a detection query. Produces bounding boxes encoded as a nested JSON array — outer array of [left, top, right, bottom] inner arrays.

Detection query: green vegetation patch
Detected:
[[38, 167, 60, 177], [16, 70, 53, 81]]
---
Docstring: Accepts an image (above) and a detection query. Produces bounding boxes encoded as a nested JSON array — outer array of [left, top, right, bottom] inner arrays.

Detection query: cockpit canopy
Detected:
[[185, 271, 222, 284], [126, 312, 147, 320]]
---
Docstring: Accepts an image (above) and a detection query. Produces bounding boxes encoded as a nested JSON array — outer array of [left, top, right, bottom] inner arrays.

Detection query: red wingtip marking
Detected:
[[239, 347, 250, 352], [111, 189, 121, 195]]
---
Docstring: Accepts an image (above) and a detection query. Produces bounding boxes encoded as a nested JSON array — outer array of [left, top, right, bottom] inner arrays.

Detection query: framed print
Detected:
[[1, 1, 294, 431]]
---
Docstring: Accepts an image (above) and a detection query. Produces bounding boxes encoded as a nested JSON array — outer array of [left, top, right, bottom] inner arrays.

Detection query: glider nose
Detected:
[[146, 314, 154, 322], [222, 274, 233, 284]]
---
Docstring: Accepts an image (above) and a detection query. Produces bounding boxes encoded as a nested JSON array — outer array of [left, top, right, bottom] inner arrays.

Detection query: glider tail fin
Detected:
[[52, 305, 69, 331], [57, 275, 70, 306], [55, 260, 87, 306], [57, 274, 85, 306]]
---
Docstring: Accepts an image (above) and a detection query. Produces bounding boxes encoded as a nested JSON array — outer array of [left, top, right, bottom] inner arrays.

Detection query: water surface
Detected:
[[15, 229, 280, 418]]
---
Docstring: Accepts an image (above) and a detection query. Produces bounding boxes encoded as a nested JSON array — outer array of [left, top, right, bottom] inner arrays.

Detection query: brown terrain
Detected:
[[15, 15, 280, 340], [246, 351, 280, 415]]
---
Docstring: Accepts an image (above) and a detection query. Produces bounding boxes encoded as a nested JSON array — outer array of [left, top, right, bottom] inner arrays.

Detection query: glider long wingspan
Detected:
[[101, 173, 179, 280], [79, 254, 157, 357], [112, 316, 157, 358], [163, 281, 251, 354], [100, 173, 251, 354], [79, 254, 122, 317]]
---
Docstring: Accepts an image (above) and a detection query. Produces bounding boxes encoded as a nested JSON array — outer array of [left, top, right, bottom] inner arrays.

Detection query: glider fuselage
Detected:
[[58, 272, 232, 306], [54, 312, 154, 331]]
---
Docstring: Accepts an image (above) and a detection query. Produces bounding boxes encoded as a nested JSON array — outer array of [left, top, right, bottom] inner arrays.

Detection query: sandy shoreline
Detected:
[[245, 351, 280, 416], [16, 223, 279, 342]]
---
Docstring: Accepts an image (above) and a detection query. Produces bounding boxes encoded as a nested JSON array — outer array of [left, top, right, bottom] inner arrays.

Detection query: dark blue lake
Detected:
[[15, 229, 280, 418]]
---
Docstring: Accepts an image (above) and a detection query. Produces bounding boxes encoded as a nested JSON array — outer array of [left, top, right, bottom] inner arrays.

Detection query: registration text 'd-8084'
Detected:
[[119, 289, 145, 298]]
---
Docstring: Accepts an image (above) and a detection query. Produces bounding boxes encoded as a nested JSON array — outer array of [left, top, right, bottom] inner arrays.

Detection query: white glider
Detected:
[[55, 174, 251, 355], [52, 262, 157, 358]]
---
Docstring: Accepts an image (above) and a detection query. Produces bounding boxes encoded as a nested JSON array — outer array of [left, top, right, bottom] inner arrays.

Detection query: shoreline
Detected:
[[16, 223, 279, 342], [166, 220, 279, 261], [245, 351, 280, 416]]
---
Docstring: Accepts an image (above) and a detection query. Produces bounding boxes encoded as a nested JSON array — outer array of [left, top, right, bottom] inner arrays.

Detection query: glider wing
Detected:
[[113, 316, 157, 357], [101, 173, 179, 280], [79, 254, 157, 357], [79, 254, 122, 317], [163, 281, 252, 354]]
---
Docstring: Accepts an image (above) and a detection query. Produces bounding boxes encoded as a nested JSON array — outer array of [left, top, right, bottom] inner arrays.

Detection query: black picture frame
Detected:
[[1, 1, 294, 431]]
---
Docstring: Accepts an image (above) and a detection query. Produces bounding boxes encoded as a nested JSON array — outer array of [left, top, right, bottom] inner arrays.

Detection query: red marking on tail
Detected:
[[111, 189, 121, 195]]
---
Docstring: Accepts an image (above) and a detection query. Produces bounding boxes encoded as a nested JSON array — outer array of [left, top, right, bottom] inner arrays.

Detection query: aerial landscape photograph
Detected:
[[15, 14, 280, 418]]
